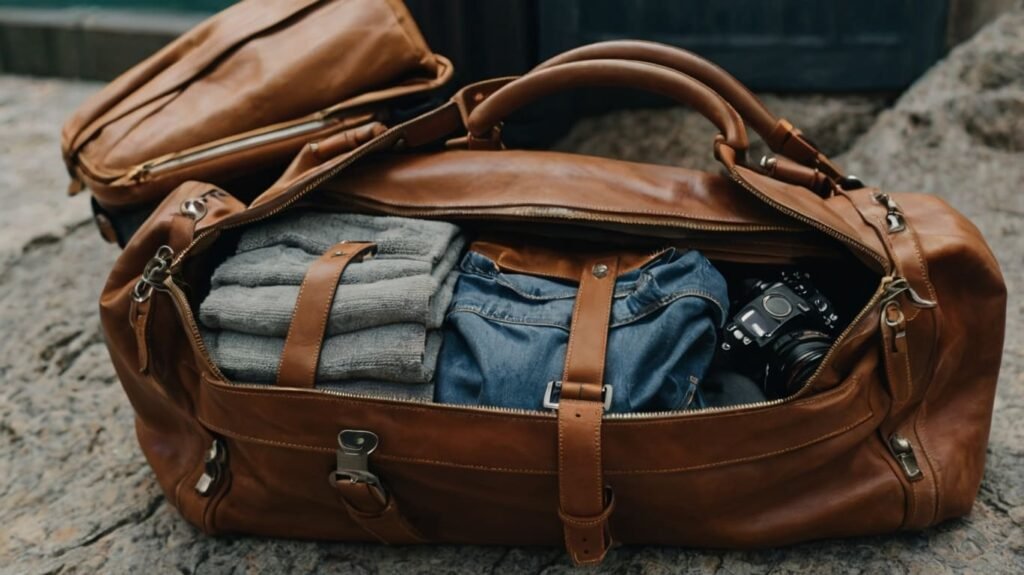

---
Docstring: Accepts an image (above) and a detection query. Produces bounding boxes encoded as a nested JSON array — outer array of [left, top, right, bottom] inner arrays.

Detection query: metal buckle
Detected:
[[329, 429, 382, 489], [543, 381, 614, 411]]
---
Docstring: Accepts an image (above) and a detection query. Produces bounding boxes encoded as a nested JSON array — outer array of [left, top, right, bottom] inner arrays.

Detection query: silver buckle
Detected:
[[543, 381, 614, 411], [329, 430, 382, 489]]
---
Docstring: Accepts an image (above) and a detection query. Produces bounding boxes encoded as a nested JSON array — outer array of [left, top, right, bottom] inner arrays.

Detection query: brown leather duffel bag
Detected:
[[62, 0, 451, 245], [99, 41, 1005, 566]]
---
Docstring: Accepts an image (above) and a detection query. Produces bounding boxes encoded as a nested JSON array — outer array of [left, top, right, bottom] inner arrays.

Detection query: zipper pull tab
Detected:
[[880, 277, 937, 309], [132, 245, 175, 303], [126, 163, 152, 183], [330, 430, 382, 489], [888, 433, 923, 481], [195, 438, 227, 496], [881, 298, 913, 410]]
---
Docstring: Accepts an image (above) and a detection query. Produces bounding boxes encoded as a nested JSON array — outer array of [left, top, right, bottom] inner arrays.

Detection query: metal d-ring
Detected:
[[882, 300, 905, 327]]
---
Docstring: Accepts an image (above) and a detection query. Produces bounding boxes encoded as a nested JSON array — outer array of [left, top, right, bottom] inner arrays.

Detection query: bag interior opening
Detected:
[[179, 210, 880, 417]]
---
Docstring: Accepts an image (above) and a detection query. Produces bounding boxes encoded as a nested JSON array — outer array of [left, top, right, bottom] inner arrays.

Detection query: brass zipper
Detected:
[[169, 108, 424, 270], [165, 278, 230, 384], [130, 111, 377, 183], [310, 195, 805, 234], [79, 111, 376, 186]]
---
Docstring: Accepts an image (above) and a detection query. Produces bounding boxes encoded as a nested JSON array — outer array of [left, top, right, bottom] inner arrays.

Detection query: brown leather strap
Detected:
[[466, 59, 749, 154], [557, 254, 620, 566], [471, 240, 664, 284], [332, 480, 425, 544], [276, 241, 377, 388], [536, 40, 777, 141], [881, 301, 912, 414], [531, 40, 848, 181], [761, 154, 831, 196]]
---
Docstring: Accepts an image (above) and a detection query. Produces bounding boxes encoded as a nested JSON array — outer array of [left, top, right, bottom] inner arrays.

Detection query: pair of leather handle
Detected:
[[467, 59, 749, 156], [535, 41, 778, 143], [532, 40, 843, 180], [465, 40, 842, 183]]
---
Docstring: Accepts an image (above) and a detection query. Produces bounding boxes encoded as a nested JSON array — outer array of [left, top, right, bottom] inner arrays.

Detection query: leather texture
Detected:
[[277, 241, 378, 389], [557, 254, 621, 564], [62, 0, 452, 212], [534, 40, 843, 182], [97, 41, 1006, 566], [467, 59, 749, 154]]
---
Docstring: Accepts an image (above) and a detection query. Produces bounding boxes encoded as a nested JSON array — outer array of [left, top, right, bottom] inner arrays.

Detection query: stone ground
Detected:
[[1, 8, 1023, 575]]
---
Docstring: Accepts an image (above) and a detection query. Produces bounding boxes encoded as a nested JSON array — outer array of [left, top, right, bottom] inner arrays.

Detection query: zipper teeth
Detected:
[[140, 118, 336, 179], [165, 278, 230, 383], [314, 196, 804, 234], [727, 169, 888, 270], [169, 107, 422, 269], [607, 275, 891, 419], [227, 380, 553, 417]]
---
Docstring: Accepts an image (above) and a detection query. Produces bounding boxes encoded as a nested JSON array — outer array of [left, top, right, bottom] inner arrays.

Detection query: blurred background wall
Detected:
[[0, 0, 1015, 89]]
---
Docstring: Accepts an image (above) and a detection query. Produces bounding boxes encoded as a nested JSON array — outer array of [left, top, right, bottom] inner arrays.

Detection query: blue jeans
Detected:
[[434, 248, 728, 413]]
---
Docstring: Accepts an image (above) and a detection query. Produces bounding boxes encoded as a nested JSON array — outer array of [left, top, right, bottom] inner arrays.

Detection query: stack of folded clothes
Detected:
[[200, 211, 464, 399]]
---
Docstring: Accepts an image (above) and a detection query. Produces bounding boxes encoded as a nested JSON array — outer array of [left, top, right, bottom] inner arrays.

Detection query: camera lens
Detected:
[[766, 329, 833, 397]]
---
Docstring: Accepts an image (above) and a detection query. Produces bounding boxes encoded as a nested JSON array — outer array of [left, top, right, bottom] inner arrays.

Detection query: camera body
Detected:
[[717, 270, 839, 399]]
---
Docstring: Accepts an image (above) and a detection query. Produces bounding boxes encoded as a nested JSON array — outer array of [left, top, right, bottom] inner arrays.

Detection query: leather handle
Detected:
[[466, 59, 749, 155], [532, 41, 844, 180], [535, 40, 778, 139]]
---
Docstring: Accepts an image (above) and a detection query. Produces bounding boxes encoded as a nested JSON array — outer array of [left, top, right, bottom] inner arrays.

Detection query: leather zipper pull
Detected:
[[880, 298, 912, 414], [130, 297, 153, 374]]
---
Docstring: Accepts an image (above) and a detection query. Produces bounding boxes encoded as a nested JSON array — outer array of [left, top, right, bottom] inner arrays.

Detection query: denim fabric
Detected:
[[434, 248, 728, 413]]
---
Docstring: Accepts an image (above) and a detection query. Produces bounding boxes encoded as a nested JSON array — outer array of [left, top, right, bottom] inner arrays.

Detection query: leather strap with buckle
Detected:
[[555, 254, 620, 565], [277, 241, 377, 388]]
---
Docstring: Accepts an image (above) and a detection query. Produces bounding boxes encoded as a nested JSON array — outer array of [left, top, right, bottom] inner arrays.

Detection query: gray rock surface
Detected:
[[2, 9, 1023, 573]]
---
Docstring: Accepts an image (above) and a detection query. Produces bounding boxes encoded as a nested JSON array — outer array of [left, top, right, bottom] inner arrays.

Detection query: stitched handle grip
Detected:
[[466, 59, 749, 154], [531, 41, 849, 182], [535, 41, 779, 141]]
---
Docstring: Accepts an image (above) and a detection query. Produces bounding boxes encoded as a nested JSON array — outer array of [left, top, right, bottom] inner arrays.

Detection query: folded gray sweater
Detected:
[[199, 211, 463, 388], [203, 325, 442, 384]]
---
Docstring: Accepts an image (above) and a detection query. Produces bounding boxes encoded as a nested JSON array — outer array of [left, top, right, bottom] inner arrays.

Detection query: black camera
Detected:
[[717, 270, 840, 399]]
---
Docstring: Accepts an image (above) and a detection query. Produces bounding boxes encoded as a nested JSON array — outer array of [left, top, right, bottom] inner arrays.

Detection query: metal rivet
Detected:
[[592, 263, 609, 278], [180, 198, 208, 221]]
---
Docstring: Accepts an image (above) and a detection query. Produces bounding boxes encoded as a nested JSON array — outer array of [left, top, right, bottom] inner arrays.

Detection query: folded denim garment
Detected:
[[435, 248, 728, 413], [199, 210, 463, 388]]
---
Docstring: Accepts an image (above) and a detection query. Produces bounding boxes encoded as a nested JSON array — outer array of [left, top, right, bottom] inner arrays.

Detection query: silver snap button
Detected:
[[592, 263, 609, 278]]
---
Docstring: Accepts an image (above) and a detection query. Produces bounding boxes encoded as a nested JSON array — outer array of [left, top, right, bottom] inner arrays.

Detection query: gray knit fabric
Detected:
[[199, 210, 463, 391], [200, 257, 460, 336], [234, 211, 462, 262], [203, 326, 442, 384]]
